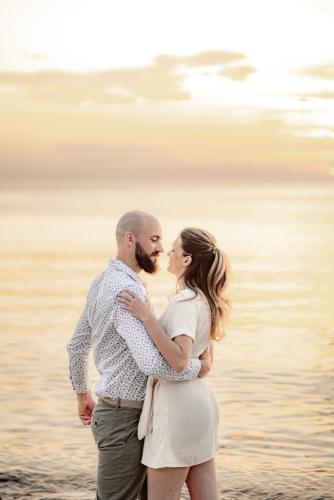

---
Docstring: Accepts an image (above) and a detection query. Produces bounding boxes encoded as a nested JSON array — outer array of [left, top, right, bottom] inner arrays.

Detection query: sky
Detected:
[[0, 0, 334, 185]]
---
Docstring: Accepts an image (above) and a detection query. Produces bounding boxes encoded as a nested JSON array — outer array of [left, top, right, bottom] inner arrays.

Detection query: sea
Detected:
[[0, 182, 333, 499]]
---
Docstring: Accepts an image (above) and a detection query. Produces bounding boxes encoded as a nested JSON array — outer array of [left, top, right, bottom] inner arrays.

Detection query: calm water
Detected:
[[1, 183, 334, 499]]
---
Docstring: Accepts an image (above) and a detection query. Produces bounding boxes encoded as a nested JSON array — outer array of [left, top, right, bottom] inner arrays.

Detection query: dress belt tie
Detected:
[[138, 377, 157, 439]]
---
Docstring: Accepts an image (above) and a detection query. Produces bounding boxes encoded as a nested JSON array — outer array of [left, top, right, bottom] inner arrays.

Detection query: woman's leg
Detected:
[[186, 459, 219, 500], [147, 466, 189, 500]]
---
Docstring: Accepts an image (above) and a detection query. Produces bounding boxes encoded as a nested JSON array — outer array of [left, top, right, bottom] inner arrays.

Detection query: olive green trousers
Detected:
[[91, 399, 147, 500]]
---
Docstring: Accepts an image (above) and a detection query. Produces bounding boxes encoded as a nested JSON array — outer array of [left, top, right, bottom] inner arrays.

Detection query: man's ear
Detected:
[[125, 231, 135, 247]]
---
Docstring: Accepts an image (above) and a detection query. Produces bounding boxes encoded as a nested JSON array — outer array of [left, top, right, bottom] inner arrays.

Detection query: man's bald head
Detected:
[[115, 211, 159, 246], [115, 211, 163, 273]]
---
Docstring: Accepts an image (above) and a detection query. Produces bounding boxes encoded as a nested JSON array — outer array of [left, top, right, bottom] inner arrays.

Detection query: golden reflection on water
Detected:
[[0, 184, 333, 498]]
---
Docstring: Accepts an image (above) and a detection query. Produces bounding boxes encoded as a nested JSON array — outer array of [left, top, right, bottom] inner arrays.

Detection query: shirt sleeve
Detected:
[[67, 275, 101, 393], [114, 286, 201, 381], [168, 298, 197, 341]]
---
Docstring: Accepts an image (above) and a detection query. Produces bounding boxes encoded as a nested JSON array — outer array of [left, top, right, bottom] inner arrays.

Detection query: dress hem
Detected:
[[142, 449, 218, 469]]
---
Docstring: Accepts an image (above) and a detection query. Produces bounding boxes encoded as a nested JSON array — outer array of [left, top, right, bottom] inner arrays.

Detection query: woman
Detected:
[[118, 227, 230, 500]]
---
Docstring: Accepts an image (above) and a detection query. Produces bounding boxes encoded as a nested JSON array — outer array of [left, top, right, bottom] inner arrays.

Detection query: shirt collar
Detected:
[[108, 259, 147, 288], [168, 287, 197, 303]]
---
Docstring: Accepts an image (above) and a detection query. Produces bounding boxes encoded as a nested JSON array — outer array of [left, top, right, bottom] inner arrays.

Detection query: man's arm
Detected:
[[118, 290, 198, 372], [67, 305, 92, 394], [67, 276, 101, 424], [114, 290, 201, 381]]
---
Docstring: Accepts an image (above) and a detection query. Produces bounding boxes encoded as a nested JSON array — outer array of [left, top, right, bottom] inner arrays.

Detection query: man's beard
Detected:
[[135, 242, 159, 274]]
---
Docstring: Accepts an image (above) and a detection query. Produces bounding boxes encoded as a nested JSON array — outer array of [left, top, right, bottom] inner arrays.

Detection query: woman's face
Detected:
[[167, 235, 191, 277]]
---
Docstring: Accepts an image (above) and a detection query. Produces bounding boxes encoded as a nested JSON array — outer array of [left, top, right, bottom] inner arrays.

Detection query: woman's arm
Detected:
[[118, 290, 193, 372], [143, 314, 193, 372]]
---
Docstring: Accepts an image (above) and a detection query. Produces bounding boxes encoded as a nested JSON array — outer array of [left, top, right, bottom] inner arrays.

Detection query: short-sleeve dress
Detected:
[[138, 287, 219, 468]]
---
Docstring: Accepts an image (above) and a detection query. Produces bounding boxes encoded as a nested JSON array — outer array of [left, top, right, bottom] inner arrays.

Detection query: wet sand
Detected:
[[1, 468, 334, 499]]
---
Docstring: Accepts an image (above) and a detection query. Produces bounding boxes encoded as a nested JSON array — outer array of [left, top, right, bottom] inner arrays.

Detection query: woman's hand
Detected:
[[198, 347, 212, 378], [117, 289, 153, 323]]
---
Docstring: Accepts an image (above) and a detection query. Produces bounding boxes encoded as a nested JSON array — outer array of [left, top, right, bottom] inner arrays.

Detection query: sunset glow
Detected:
[[1, 4, 334, 497], [0, 0, 334, 184]]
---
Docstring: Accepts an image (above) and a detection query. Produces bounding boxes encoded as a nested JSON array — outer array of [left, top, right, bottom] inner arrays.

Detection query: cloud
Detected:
[[299, 90, 334, 100], [301, 62, 334, 80], [0, 50, 253, 105], [0, 103, 332, 185], [56, 142, 166, 159], [154, 50, 245, 68], [218, 65, 256, 81]]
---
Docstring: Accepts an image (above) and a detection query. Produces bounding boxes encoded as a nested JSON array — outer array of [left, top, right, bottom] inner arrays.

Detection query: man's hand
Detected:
[[198, 347, 212, 378], [77, 392, 96, 425]]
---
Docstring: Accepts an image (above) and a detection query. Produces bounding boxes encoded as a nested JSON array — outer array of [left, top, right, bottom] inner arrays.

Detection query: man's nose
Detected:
[[157, 241, 164, 253]]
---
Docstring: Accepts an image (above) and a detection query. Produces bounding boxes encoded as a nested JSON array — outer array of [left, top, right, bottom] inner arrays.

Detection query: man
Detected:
[[67, 211, 211, 500]]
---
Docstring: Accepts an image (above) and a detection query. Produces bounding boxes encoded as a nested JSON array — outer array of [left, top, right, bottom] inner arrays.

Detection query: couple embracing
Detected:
[[67, 210, 230, 500]]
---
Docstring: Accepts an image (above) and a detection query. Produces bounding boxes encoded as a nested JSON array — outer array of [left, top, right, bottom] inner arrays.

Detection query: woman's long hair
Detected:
[[179, 227, 231, 340]]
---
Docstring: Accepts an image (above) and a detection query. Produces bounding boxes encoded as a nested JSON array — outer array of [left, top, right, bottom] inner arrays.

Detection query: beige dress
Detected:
[[138, 287, 219, 468]]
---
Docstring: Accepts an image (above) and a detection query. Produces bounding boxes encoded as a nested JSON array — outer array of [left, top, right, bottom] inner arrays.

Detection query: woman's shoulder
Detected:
[[168, 287, 208, 307]]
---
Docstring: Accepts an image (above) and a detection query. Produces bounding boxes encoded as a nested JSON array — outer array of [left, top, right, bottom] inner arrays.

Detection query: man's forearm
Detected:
[[116, 303, 201, 381], [67, 294, 94, 393], [67, 348, 90, 393], [143, 312, 189, 372], [149, 356, 201, 381]]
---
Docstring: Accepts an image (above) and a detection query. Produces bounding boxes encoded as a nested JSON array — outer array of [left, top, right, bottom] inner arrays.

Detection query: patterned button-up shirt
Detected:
[[67, 259, 201, 401]]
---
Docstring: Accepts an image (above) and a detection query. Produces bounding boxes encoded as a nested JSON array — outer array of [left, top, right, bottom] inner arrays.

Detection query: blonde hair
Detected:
[[180, 227, 231, 340]]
